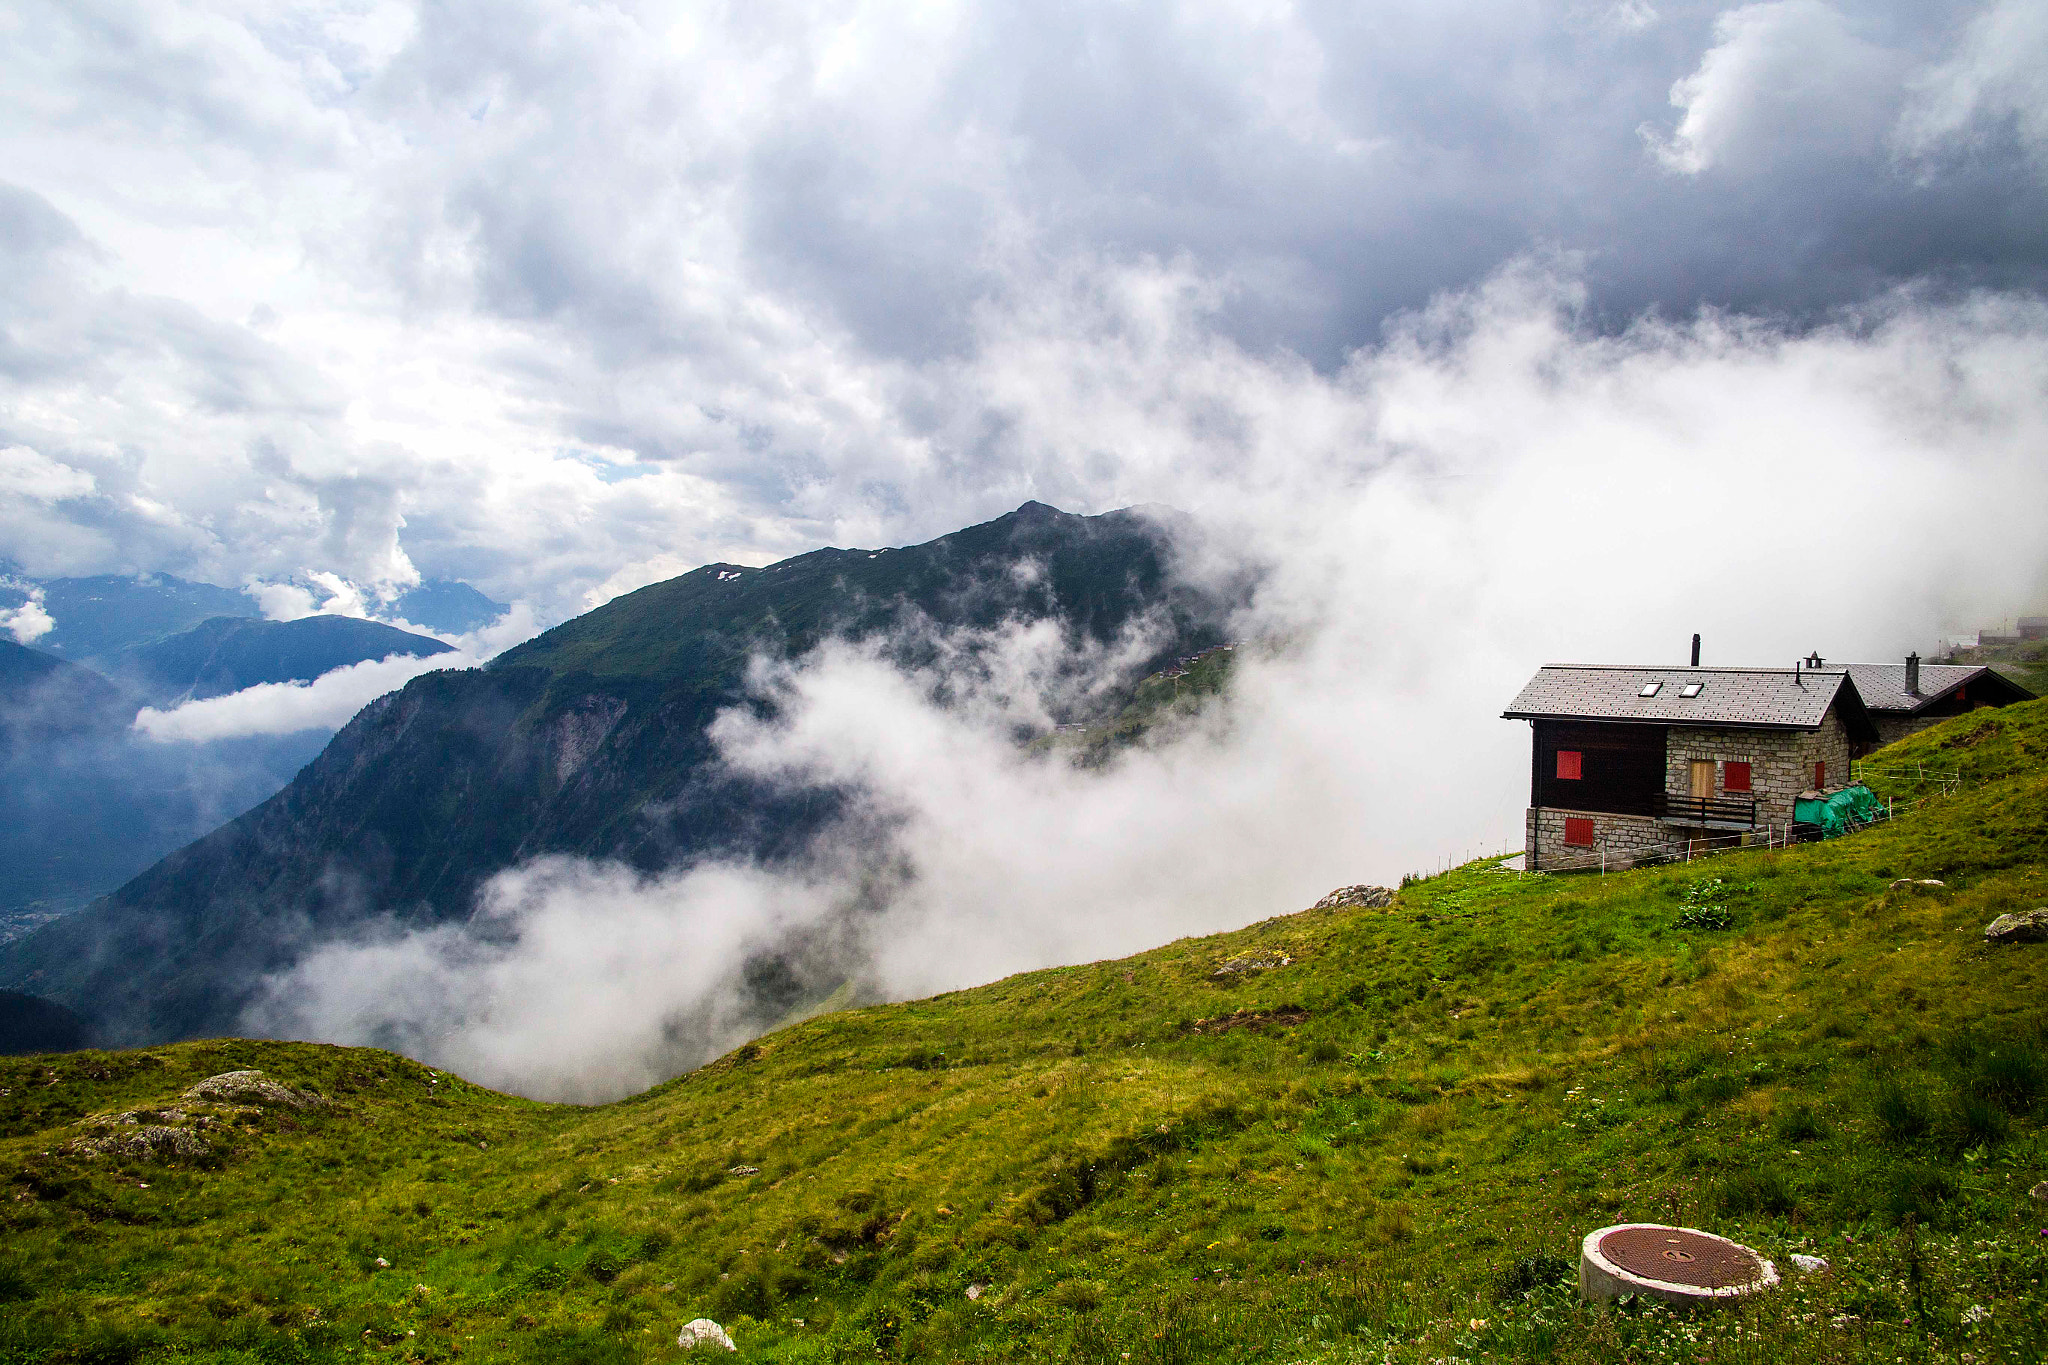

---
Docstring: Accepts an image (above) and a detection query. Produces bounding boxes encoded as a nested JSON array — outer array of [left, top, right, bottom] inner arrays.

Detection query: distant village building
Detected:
[[1503, 650, 2033, 871], [2021, 616, 2047, 641]]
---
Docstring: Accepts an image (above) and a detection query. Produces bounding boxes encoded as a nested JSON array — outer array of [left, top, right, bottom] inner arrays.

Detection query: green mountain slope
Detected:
[[112, 615, 454, 706], [2, 701, 2044, 1364], [0, 503, 1244, 1046]]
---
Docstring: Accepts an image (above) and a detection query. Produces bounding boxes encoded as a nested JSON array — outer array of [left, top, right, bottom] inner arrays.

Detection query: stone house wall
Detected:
[[1526, 806, 1681, 872], [1666, 708, 1852, 828]]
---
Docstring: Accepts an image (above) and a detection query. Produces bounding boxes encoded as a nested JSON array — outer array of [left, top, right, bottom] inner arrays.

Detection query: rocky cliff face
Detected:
[[0, 502, 1250, 1045]]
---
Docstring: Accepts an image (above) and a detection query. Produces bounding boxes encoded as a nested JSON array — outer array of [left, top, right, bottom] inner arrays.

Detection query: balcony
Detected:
[[1656, 792, 1759, 829]]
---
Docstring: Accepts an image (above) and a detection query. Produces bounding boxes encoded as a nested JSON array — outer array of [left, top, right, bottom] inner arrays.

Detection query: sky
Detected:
[[4, 0, 2045, 625]]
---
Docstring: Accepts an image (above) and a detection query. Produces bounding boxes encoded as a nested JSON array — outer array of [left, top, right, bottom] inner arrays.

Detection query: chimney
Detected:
[[1906, 651, 1921, 697], [1690, 633, 1701, 667]]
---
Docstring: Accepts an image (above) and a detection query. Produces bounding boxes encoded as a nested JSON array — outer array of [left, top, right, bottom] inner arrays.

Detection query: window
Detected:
[[1723, 760, 1751, 793], [1639, 682, 1663, 697], [1555, 749, 1583, 780], [1956, 685, 1966, 702], [1680, 682, 1704, 698], [1813, 761, 1826, 788], [1563, 817, 1595, 847]]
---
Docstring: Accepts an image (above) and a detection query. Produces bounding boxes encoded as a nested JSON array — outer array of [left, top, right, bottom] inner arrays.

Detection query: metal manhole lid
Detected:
[[1597, 1226, 1762, 1289]]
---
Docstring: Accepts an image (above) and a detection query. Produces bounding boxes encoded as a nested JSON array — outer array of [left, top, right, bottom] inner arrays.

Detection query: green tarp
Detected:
[[1794, 783, 1884, 837]]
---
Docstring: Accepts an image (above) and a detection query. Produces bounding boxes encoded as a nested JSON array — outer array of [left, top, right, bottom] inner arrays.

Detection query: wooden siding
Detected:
[[1532, 719, 1666, 816]]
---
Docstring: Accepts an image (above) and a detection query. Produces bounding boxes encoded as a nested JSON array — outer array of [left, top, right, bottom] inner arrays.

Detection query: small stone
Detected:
[[1985, 908, 2048, 944], [1790, 1254, 1830, 1274], [678, 1318, 736, 1351], [965, 1283, 986, 1301], [728, 1165, 760, 1176], [1963, 1304, 1991, 1325], [375, 1257, 390, 1268], [2031, 1180, 2048, 1202]]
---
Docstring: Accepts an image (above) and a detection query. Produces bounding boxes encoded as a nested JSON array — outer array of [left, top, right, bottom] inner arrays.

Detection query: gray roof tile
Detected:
[[1502, 665, 1849, 729], [1840, 663, 1993, 714]]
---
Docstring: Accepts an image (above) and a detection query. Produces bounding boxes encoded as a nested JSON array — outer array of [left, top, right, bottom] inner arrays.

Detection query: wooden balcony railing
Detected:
[[1656, 792, 1759, 828]]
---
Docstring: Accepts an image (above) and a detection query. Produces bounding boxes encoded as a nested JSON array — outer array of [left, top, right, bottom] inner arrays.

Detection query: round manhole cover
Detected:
[[1597, 1226, 1760, 1290], [1580, 1224, 1777, 1308]]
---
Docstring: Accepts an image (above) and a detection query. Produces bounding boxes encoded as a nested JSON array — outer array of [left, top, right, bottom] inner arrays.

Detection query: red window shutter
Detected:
[[1813, 761, 1826, 788], [1556, 749, 1582, 780], [1723, 761, 1751, 793], [1956, 685, 1966, 702], [1563, 817, 1594, 847]]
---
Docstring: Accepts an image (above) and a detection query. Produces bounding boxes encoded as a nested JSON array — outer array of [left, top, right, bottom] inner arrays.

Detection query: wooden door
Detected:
[[1690, 760, 1714, 801]]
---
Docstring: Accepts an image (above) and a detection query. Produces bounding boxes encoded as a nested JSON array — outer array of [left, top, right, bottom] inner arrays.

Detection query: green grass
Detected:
[[5, 701, 2048, 1362]]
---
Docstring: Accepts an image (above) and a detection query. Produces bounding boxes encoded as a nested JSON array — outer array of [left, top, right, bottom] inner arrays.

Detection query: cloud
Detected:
[[133, 604, 541, 742], [243, 262, 2048, 1101], [1895, 0, 2048, 173], [0, 591, 55, 645], [1, 2, 2042, 624], [1644, 1, 1903, 176]]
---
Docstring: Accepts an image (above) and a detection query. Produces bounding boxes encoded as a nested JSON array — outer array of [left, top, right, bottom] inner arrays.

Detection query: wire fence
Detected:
[[1411, 765, 1973, 884], [1507, 782, 1957, 877]]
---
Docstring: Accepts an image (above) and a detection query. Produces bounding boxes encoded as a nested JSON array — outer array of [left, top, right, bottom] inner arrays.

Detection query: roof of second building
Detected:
[[1502, 664, 1854, 729], [1841, 662, 2033, 713]]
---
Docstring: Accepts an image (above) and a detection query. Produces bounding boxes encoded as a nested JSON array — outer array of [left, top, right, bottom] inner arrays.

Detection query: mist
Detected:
[[131, 605, 541, 743], [245, 265, 2048, 1102]]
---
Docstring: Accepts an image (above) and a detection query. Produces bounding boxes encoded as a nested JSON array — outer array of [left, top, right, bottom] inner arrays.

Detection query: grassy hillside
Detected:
[[3, 702, 2047, 1364]]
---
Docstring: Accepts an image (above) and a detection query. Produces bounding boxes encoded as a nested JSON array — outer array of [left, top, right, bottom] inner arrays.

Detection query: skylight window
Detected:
[[1680, 682, 1704, 698], [1639, 682, 1663, 697]]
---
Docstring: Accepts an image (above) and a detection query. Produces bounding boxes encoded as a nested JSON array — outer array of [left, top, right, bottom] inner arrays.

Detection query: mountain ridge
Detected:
[[0, 502, 1249, 1048]]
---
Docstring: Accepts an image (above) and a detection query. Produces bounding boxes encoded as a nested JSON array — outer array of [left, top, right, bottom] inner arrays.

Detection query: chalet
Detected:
[[1502, 662, 1878, 871], [1839, 653, 2035, 747]]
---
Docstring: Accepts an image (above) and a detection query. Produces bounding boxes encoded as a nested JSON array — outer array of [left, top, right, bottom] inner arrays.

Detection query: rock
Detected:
[[678, 1319, 736, 1351], [965, 1283, 986, 1301], [2031, 1180, 2048, 1202], [1985, 908, 2048, 944], [1963, 1304, 1991, 1325], [183, 1070, 323, 1109], [1889, 878, 1946, 891], [1210, 951, 1292, 980], [1313, 885, 1395, 911], [1790, 1254, 1830, 1274], [727, 1165, 759, 1176], [68, 1124, 210, 1161]]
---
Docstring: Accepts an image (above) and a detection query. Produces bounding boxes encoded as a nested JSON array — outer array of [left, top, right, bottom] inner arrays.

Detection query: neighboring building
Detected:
[[1502, 663, 1878, 871], [2020, 616, 2047, 641], [1841, 653, 2035, 747]]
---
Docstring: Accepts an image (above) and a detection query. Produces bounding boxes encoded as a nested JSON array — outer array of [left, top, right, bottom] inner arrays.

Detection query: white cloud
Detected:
[[133, 603, 540, 741], [1895, 0, 2048, 173], [1644, 1, 1903, 176], [0, 592, 56, 645], [0, 444, 97, 503]]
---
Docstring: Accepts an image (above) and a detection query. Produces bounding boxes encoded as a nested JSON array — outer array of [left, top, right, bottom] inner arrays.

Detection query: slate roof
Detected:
[[1501, 665, 1856, 730], [1842, 662, 2033, 714]]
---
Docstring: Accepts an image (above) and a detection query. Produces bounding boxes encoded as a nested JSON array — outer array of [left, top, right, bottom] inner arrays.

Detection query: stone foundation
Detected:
[[1527, 807, 1682, 872]]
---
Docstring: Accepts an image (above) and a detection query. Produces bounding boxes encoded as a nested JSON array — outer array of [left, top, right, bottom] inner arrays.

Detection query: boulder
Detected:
[[678, 1319, 736, 1351], [183, 1070, 323, 1109], [1789, 1254, 1830, 1274], [1984, 908, 2048, 945], [1313, 885, 1395, 911]]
